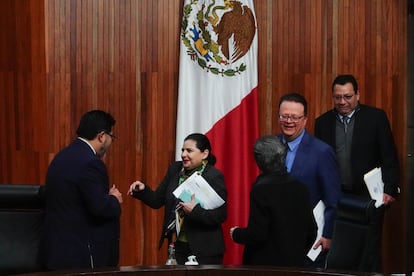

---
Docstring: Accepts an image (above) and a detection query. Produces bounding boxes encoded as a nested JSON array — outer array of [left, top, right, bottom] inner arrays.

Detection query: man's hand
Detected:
[[109, 184, 123, 203], [383, 193, 396, 206], [313, 237, 331, 251]]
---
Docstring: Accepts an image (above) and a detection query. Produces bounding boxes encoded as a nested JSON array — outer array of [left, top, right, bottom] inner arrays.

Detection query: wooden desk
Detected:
[[16, 265, 380, 276]]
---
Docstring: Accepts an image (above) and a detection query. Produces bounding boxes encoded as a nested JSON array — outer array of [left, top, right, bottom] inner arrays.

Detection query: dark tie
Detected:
[[342, 116, 350, 133], [284, 142, 290, 152]]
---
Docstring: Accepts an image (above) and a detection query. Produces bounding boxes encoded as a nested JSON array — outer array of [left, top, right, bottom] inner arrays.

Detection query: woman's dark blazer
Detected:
[[133, 161, 227, 258], [232, 172, 317, 266]]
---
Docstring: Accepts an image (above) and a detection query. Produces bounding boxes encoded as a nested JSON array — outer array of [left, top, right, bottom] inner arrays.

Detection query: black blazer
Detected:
[[232, 172, 317, 266], [133, 161, 227, 258], [40, 139, 121, 270], [315, 104, 399, 197]]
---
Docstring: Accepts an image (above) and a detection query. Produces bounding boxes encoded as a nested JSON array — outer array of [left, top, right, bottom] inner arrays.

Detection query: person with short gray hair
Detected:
[[253, 135, 287, 173], [230, 135, 317, 266]]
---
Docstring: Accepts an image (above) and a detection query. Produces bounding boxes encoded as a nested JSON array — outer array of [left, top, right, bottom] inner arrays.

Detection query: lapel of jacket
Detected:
[[328, 110, 338, 146], [348, 104, 366, 154]]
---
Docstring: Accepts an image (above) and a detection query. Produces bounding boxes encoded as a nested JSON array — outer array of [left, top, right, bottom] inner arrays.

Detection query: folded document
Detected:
[[307, 200, 325, 261], [173, 172, 225, 210], [363, 167, 384, 208]]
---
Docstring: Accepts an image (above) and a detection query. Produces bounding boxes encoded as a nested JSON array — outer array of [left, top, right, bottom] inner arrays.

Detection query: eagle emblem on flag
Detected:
[[181, 0, 256, 77]]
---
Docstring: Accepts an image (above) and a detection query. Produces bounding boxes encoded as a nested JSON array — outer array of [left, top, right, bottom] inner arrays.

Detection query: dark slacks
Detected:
[[174, 240, 223, 265]]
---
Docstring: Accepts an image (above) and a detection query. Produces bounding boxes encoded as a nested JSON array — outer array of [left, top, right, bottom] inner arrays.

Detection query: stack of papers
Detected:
[[173, 172, 225, 210], [363, 167, 384, 208]]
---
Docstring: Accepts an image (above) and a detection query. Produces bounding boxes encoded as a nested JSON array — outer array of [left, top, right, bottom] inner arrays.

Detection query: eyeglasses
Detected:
[[104, 131, 117, 140], [278, 114, 305, 123], [333, 94, 355, 101]]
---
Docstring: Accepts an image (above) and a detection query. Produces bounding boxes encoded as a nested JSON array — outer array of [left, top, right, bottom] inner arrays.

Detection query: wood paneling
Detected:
[[0, 0, 407, 273]]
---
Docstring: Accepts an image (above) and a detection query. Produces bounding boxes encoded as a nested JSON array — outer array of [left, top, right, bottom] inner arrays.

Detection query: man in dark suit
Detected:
[[277, 93, 341, 268], [40, 110, 123, 270], [230, 135, 317, 266], [315, 74, 399, 272]]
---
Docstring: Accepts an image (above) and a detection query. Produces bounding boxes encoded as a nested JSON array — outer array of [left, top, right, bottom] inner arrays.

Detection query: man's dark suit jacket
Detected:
[[133, 161, 227, 260], [40, 139, 121, 270], [232, 172, 317, 266], [315, 104, 399, 198]]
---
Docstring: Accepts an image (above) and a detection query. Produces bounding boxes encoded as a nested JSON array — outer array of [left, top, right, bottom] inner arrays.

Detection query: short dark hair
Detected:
[[331, 74, 359, 93], [184, 133, 216, 165], [253, 135, 287, 173], [76, 110, 116, 140], [278, 92, 308, 116]]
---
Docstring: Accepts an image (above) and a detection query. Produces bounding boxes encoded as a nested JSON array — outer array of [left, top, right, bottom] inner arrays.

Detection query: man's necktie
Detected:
[[342, 116, 350, 133]]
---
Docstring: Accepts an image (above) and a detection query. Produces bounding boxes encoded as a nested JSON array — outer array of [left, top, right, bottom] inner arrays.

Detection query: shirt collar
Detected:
[[337, 105, 359, 120], [341, 109, 356, 120], [283, 130, 305, 151], [77, 137, 96, 154]]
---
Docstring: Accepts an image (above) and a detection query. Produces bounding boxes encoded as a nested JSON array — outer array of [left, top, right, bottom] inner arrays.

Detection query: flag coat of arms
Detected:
[[176, 0, 259, 264]]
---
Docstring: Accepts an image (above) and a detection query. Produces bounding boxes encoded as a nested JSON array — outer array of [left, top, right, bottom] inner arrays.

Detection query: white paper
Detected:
[[307, 200, 325, 261], [173, 172, 225, 210], [363, 167, 384, 208]]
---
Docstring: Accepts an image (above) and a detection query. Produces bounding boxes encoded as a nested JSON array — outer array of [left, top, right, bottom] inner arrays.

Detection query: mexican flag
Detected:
[[176, 0, 259, 264]]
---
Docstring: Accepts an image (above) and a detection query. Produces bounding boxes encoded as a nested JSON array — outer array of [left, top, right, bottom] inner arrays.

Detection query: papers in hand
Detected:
[[363, 167, 384, 208], [173, 172, 225, 210], [307, 200, 325, 261]]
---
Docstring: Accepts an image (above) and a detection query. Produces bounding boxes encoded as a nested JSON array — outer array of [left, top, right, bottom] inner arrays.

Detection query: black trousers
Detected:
[[174, 240, 223, 265]]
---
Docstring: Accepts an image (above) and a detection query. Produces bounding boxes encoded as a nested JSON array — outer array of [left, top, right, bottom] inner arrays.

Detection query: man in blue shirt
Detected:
[[277, 93, 341, 268]]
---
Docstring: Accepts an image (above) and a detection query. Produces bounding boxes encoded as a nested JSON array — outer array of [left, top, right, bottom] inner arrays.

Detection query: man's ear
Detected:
[[97, 131, 106, 143]]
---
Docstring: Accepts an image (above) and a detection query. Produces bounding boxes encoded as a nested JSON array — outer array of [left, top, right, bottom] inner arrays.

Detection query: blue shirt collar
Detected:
[[283, 130, 305, 151]]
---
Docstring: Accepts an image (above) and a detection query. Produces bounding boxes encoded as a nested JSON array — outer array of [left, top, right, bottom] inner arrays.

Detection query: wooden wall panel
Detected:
[[0, 0, 407, 273], [0, 0, 49, 183]]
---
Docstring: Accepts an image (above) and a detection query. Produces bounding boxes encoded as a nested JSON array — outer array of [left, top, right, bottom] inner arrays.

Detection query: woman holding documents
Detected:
[[230, 135, 317, 266], [128, 133, 227, 265]]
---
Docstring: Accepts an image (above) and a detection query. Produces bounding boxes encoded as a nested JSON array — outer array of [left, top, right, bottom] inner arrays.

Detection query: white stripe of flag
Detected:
[[176, 0, 259, 264]]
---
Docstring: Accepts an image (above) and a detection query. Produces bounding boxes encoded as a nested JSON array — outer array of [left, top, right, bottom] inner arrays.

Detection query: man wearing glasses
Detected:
[[315, 74, 399, 272], [277, 93, 341, 269], [40, 110, 123, 270]]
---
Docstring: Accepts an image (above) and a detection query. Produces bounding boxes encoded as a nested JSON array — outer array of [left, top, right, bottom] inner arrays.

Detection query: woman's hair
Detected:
[[184, 133, 216, 165], [253, 135, 287, 173], [76, 110, 116, 140]]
